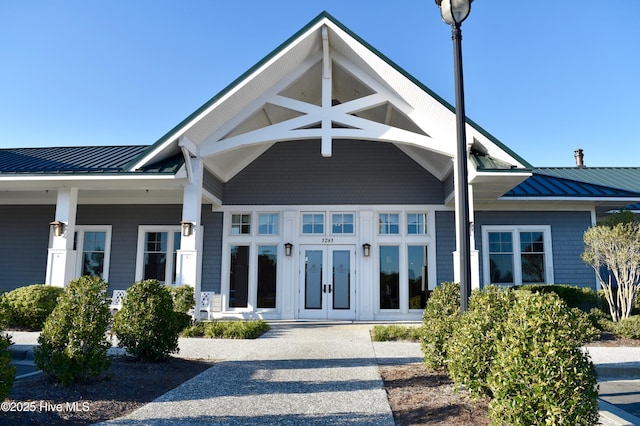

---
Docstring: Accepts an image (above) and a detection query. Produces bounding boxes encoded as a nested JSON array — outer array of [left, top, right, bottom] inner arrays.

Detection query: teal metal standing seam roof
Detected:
[[0, 146, 182, 174], [503, 168, 640, 198]]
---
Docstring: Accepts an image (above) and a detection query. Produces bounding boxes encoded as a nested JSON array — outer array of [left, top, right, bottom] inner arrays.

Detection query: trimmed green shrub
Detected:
[[169, 285, 195, 314], [181, 320, 269, 339], [446, 286, 516, 398], [487, 291, 599, 425], [516, 284, 604, 313], [0, 332, 15, 401], [371, 324, 423, 342], [112, 280, 183, 361], [33, 276, 112, 386], [614, 316, 640, 339], [0, 293, 10, 329], [3, 284, 64, 330], [421, 282, 460, 370]]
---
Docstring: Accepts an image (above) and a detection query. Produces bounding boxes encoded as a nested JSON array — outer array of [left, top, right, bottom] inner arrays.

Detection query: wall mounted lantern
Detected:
[[284, 242, 293, 256], [50, 220, 64, 237], [362, 243, 371, 257], [181, 221, 194, 237]]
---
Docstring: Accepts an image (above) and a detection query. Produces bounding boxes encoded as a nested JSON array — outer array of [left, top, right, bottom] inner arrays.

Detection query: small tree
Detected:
[[582, 211, 640, 321], [34, 276, 112, 385]]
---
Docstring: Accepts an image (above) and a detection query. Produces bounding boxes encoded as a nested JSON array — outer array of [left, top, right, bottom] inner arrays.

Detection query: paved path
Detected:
[[104, 323, 406, 425]]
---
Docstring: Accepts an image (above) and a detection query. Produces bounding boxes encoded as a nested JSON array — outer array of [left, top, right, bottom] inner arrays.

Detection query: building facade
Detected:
[[2, 13, 639, 321]]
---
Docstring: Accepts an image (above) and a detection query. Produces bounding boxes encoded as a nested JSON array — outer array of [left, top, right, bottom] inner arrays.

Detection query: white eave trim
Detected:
[[498, 196, 640, 202]]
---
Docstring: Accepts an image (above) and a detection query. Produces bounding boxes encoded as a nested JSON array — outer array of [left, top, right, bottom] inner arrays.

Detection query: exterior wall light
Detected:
[[362, 243, 371, 257], [50, 220, 64, 237], [284, 242, 293, 256], [181, 221, 194, 237]]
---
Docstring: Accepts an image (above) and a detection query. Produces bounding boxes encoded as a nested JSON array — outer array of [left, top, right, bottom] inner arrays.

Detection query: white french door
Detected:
[[299, 245, 356, 320]]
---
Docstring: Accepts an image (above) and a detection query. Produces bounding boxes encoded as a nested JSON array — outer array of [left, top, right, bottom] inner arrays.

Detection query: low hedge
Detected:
[[515, 284, 605, 312], [371, 324, 422, 342], [182, 320, 269, 339]]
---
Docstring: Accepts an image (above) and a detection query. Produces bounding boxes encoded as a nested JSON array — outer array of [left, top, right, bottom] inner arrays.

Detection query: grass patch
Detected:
[[371, 324, 423, 342], [181, 320, 270, 339]]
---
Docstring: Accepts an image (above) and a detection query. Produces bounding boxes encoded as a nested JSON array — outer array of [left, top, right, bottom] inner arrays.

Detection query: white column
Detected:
[[358, 210, 375, 320], [281, 210, 297, 320], [45, 187, 78, 287], [453, 183, 480, 289], [177, 158, 203, 301]]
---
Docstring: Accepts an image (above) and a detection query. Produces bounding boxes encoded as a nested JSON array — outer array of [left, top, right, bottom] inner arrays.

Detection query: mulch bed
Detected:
[[4, 356, 214, 425]]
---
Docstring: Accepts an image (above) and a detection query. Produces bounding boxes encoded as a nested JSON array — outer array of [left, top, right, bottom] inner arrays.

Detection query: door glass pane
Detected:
[[82, 231, 106, 277], [144, 232, 167, 281], [305, 250, 323, 309], [380, 246, 400, 309], [229, 245, 249, 308], [408, 246, 428, 309], [332, 250, 350, 310], [257, 245, 277, 308]]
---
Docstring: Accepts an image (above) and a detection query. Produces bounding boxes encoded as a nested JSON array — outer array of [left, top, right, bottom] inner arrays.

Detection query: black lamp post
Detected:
[[435, 0, 472, 312]]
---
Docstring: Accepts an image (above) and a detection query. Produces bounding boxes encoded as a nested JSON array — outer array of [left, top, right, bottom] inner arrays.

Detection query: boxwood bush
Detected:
[[614, 316, 640, 339], [169, 285, 195, 314], [112, 280, 183, 361], [3, 284, 64, 330], [446, 286, 516, 398], [0, 331, 15, 401], [421, 282, 459, 370], [516, 284, 605, 313], [371, 324, 422, 342], [34, 276, 112, 385], [487, 291, 599, 425]]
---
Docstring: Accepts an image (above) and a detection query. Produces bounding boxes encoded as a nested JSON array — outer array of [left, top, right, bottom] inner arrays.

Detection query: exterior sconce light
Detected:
[[284, 242, 293, 256], [50, 220, 64, 237], [181, 221, 194, 237], [362, 243, 371, 257]]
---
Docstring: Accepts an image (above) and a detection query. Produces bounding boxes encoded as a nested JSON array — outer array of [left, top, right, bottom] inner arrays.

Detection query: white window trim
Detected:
[[135, 226, 181, 284], [230, 213, 252, 236], [481, 225, 554, 286], [75, 225, 112, 281], [406, 212, 429, 236], [257, 212, 280, 236], [301, 212, 326, 235], [330, 212, 355, 236]]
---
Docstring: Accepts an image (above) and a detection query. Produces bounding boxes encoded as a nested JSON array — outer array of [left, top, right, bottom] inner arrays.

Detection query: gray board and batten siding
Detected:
[[0, 205, 55, 291], [223, 140, 446, 205], [0, 205, 223, 293], [76, 205, 223, 293], [474, 210, 595, 289]]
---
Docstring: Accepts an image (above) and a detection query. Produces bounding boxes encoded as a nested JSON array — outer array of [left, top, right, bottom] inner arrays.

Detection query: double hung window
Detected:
[[136, 227, 181, 285], [483, 226, 552, 286], [75, 227, 112, 280]]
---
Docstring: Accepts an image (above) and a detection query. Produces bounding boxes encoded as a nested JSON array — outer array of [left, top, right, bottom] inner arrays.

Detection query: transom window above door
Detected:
[[231, 214, 251, 235], [258, 213, 279, 235], [332, 213, 354, 234], [302, 213, 325, 234], [379, 213, 400, 235]]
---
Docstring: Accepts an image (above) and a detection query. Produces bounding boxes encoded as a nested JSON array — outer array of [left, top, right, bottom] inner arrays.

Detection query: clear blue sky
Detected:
[[1, 1, 638, 167]]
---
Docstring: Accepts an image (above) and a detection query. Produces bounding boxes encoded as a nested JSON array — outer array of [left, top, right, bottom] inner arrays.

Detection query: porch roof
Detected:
[[0, 146, 182, 175]]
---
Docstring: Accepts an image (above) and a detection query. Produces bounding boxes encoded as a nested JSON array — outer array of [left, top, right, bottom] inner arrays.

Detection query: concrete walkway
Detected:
[[104, 323, 400, 425], [8, 326, 640, 425]]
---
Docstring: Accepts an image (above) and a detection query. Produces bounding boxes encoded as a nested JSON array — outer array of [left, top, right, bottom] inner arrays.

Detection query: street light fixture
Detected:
[[435, 0, 473, 312]]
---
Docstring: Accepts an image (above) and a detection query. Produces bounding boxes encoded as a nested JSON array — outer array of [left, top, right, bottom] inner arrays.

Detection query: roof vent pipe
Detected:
[[574, 148, 585, 168]]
